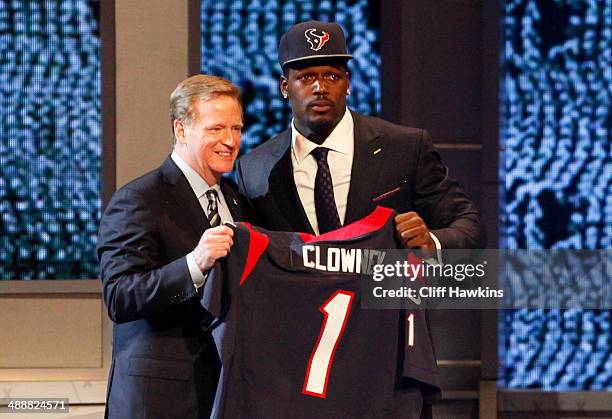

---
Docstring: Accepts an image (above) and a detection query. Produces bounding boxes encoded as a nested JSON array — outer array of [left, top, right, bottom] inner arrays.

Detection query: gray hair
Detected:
[[170, 74, 242, 141]]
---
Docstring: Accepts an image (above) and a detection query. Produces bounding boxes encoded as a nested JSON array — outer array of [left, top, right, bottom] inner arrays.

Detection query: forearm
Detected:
[[429, 213, 486, 249], [101, 255, 197, 323]]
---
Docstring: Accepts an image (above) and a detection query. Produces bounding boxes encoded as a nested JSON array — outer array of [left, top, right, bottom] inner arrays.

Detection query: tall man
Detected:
[[235, 21, 486, 416], [98, 75, 245, 419]]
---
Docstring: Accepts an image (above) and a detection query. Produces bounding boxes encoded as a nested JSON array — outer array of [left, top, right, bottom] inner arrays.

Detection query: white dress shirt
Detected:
[[290, 109, 442, 259], [291, 108, 354, 235], [171, 151, 234, 288]]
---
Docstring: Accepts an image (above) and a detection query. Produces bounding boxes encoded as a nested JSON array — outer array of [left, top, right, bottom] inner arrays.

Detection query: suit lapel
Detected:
[[344, 112, 388, 225], [161, 157, 210, 236], [268, 131, 314, 234], [220, 180, 242, 221]]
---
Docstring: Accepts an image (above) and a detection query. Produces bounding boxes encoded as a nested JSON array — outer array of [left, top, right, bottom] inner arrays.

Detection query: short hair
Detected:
[[170, 74, 242, 141]]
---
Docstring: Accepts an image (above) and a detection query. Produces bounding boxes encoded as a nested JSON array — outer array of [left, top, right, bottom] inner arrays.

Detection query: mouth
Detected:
[[214, 150, 234, 158], [309, 101, 334, 112]]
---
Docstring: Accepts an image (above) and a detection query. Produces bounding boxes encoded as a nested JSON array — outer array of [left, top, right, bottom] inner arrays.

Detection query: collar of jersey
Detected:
[[299, 206, 393, 243]]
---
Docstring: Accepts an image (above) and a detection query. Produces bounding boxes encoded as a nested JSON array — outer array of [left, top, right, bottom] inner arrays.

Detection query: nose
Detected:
[[220, 128, 239, 147], [312, 78, 328, 94]]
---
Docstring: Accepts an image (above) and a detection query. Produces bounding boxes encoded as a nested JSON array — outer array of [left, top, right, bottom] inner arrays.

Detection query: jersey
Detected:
[[201, 206, 440, 418]]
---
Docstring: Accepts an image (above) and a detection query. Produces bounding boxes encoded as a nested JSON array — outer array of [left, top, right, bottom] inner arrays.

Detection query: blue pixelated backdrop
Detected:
[[200, 0, 380, 153], [500, 0, 612, 389], [0, 0, 101, 279]]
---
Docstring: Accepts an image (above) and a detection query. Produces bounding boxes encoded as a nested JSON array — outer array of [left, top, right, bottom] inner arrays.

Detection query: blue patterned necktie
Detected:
[[205, 189, 220, 227], [311, 147, 342, 234]]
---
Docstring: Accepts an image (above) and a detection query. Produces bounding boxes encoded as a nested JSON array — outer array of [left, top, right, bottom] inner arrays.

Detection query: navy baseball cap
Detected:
[[279, 20, 353, 68]]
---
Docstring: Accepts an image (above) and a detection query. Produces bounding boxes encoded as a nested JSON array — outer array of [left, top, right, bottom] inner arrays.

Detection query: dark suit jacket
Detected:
[[235, 111, 485, 248], [97, 156, 247, 419]]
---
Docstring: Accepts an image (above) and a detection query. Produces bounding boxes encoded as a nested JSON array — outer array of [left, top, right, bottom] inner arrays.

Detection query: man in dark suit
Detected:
[[98, 75, 247, 419], [235, 21, 486, 417]]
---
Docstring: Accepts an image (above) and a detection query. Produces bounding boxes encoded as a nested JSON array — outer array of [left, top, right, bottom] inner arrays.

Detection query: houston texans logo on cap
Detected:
[[304, 28, 330, 51], [278, 21, 352, 68]]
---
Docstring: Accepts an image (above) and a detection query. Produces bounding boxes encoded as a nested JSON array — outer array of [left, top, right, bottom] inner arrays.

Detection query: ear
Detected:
[[279, 76, 288, 99], [173, 119, 187, 144], [346, 71, 351, 93]]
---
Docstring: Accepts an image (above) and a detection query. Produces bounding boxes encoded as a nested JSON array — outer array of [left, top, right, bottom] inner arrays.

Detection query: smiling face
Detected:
[[173, 95, 243, 185], [281, 61, 349, 144]]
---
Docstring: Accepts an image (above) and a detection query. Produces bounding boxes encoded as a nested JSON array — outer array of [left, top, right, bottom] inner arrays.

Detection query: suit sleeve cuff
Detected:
[[186, 251, 207, 289]]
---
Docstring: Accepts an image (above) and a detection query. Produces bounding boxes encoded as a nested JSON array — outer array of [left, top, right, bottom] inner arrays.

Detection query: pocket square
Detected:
[[372, 187, 401, 202]]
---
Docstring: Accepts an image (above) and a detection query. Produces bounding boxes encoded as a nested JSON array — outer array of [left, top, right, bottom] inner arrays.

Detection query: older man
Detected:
[[235, 21, 486, 418], [97, 75, 246, 419]]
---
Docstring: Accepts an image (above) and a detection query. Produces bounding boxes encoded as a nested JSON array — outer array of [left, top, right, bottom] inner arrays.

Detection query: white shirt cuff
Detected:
[[186, 251, 207, 289], [429, 232, 443, 264]]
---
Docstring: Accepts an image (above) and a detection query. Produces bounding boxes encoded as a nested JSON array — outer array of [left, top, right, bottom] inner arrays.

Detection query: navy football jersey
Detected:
[[202, 206, 440, 418]]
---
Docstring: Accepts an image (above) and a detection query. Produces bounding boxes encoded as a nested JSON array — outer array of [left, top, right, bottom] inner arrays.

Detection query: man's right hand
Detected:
[[193, 226, 234, 273]]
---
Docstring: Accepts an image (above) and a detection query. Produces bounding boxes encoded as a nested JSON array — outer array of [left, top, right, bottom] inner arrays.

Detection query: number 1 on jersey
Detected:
[[303, 290, 355, 398], [407, 312, 415, 347]]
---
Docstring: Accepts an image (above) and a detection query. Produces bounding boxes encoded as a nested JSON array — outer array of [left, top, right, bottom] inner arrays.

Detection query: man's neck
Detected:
[[294, 123, 335, 145], [294, 108, 348, 144], [173, 147, 220, 186], [294, 108, 351, 145]]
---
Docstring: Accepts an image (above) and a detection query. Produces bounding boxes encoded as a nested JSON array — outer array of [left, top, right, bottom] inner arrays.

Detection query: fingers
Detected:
[[394, 212, 422, 230], [202, 225, 234, 239], [394, 212, 425, 239], [401, 226, 430, 246], [394, 211, 418, 223], [199, 226, 234, 247], [193, 226, 235, 272], [394, 212, 435, 250]]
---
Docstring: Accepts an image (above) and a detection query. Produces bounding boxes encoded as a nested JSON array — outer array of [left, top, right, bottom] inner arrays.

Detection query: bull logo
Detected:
[[305, 28, 330, 51]]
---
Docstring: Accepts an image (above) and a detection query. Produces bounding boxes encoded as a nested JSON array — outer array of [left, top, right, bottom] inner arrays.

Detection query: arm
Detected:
[[97, 187, 197, 323], [398, 130, 486, 250]]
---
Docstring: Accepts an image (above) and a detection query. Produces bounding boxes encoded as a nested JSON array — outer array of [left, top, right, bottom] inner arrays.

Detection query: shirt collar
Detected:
[[291, 108, 353, 165], [171, 151, 219, 198]]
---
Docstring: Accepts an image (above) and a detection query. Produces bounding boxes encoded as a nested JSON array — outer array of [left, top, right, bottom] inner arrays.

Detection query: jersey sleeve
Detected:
[[200, 222, 269, 320], [400, 309, 441, 399]]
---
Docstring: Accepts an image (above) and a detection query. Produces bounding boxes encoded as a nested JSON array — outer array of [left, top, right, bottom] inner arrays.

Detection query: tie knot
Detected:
[[311, 147, 330, 164], [205, 189, 220, 227], [205, 189, 218, 204]]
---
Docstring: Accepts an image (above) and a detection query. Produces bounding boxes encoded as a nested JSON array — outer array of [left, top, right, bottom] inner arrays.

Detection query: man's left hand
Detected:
[[394, 211, 435, 250]]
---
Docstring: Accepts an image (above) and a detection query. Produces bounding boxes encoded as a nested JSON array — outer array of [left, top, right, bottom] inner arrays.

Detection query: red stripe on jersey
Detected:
[[408, 252, 426, 285], [298, 232, 314, 242], [240, 223, 270, 285], [303, 206, 394, 243]]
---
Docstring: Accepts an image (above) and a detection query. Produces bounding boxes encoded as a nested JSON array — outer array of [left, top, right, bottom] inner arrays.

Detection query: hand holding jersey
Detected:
[[193, 225, 234, 272], [394, 211, 436, 250]]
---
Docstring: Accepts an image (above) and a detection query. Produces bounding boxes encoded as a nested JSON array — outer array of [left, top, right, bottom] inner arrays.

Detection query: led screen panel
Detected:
[[0, 0, 101, 280], [499, 0, 612, 389]]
